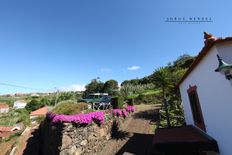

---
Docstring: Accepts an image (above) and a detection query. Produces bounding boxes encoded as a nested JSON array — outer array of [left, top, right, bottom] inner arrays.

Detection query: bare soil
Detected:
[[98, 104, 159, 155]]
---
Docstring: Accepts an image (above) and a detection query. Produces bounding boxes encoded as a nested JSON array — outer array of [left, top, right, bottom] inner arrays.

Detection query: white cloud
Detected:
[[58, 84, 86, 92], [127, 65, 141, 71], [100, 68, 112, 73]]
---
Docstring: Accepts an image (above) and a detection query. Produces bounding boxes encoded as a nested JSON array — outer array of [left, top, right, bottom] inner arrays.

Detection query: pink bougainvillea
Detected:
[[125, 106, 136, 113], [122, 109, 128, 117], [47, 111, 105, 125], [112, 109, 123, 117], [112, 106, 135, 118], [46, 105, 136, 126]]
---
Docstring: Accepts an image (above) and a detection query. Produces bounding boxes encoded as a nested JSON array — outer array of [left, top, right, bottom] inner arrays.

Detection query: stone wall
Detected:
[[39, 116, 122, 155], [60, 120, 113, 155]]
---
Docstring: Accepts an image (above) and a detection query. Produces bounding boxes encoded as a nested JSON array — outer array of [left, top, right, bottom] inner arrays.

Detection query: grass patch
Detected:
[[0, 109, 30, 126], [0, 97, 21, 107], [126, 89, 160, 99], [127, 94, 139, 99], [135, 90, 162, 104], [0, 115, 19, 126]]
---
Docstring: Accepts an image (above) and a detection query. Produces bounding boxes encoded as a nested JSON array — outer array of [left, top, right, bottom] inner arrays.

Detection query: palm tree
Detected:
[[152, 67, 172, 98], [152, 67, 172, 127]]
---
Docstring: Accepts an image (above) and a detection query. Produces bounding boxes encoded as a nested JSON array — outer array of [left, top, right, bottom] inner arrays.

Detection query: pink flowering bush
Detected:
[[125, 106, 136, 113], [47, 111, 105, 125], [122, 109, 128, 117], [112, 109, 128, 118], [112, 109, 123, 117], [112, 106, 135, 118], [46, 105, 136, 126]]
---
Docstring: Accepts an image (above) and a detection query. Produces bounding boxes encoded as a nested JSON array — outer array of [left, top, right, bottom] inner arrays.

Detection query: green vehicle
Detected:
[[79, 93, 109, 103], [79, 93, 111, 109]]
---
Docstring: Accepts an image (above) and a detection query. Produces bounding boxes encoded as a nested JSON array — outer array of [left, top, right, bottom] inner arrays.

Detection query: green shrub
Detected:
[[0, 109, 30, 126], [52, 101, 88, 115], [111, 97, 124, 109], [77, 102, 89, 111], [126, 94, 139, 99], [134, 93, 162, 105], [34, 116, 45, 124], [16, 109, 31, 126], [25, 99, 45, 112]]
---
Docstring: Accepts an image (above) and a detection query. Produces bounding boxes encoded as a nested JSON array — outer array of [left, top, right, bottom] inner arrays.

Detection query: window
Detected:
[[187, 85, 206, 131]]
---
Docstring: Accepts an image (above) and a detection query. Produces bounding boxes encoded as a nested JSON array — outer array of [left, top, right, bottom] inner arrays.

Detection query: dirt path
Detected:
[[98, 104, 159, 155]]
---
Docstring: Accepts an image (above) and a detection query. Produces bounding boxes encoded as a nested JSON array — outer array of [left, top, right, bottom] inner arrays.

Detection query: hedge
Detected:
[[111, 97, 124, 109]]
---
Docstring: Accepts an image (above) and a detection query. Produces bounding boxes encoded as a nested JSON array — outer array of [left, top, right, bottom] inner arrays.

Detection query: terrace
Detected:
[[152, 107, 219, 155]]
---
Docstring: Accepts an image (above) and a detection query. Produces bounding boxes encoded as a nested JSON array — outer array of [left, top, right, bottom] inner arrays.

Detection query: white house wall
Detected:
[[216, 41, 232, 64], [13, 103, 27, 109], [179, 45, 232, 155], [0, 108, 9, 113]]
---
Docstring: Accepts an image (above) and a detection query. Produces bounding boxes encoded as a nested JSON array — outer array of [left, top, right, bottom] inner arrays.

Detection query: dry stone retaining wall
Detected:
[[40, 116, 125, 155]]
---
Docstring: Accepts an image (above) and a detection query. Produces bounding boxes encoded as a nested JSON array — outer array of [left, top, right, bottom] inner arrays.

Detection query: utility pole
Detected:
[[54, 87, 59, 106]]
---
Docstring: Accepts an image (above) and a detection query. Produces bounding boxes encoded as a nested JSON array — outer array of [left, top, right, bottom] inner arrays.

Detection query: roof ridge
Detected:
[[178, 33, 232, 86]]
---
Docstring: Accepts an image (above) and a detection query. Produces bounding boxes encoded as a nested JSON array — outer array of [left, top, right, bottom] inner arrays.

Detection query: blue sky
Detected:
[[0, 0, 232, 94]]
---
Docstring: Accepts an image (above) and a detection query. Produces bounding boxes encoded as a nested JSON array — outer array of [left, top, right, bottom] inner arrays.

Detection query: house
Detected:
[[0, 103, 9, 113], [30, 106, 48, 119], [0, 126, 20, 139], [13, 100, 27, 109], [30, 93, 40, 97], [178, 32, 232, 155]]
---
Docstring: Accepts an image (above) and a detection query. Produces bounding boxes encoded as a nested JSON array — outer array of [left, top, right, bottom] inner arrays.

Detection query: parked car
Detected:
[[79, 93, 111, 109], [79, 93, 109, 103], [93, 96, 112, 110]]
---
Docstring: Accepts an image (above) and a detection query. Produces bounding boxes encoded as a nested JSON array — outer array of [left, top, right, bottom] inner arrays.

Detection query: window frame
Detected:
[[187, 85, 206, 132]]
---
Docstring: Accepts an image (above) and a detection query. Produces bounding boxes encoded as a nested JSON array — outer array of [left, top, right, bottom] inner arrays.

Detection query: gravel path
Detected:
[[98, 104, 159, 155]]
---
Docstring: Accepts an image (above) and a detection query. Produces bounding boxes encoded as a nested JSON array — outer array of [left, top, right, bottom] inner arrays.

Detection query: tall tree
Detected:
[[84, 78, 104, 96], [103, 80, 119, 95], [152, 67, 172, 98], [152, 67, 172, 127]]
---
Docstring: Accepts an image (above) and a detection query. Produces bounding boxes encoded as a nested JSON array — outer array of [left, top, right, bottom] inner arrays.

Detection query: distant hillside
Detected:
[[121, 54, 195, 86], [120, 54, 195, 127]]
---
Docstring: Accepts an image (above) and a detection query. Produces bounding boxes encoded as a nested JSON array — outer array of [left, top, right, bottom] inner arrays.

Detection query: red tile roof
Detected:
[[0, 126, 19, 132], [0, 103, 9, 109], [178, 32, 232, 86], [30, 106, 48, 116], [0, 126, 20, 138], [0, 131, 17, 138]]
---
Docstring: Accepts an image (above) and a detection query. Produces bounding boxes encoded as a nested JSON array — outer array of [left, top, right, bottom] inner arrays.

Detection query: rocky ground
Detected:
[[98, 104, 159, 155]]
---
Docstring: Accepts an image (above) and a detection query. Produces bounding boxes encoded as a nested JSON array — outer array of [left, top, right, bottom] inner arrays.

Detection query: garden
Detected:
[[46, 95, 136, 126], [36, 97, 137, 155]]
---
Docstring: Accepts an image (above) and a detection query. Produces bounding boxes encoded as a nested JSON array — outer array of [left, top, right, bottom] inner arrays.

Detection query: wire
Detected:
[[0, 82, 42, 91]]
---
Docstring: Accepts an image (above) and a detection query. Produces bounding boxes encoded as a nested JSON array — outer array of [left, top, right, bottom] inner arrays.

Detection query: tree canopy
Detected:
[[84, 78, 119, 96], [25, 99, 45, 112], [102, 80, 119, 96], [84, 78, 104, 96]]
